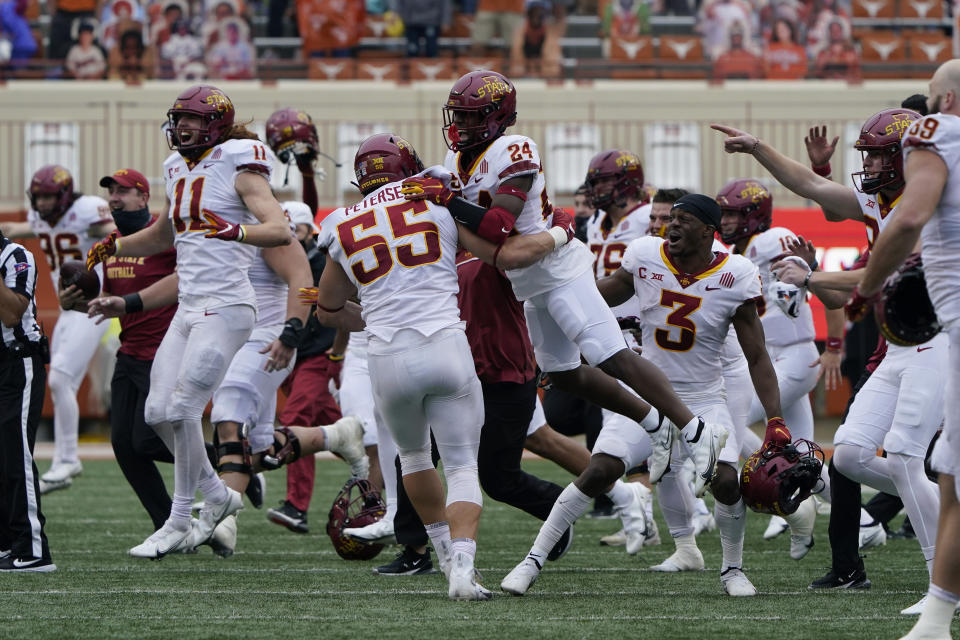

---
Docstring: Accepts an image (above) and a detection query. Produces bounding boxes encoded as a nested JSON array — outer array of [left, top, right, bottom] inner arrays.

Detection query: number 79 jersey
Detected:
[[622, 236, 761, 394], [320, 180, 462, 343]]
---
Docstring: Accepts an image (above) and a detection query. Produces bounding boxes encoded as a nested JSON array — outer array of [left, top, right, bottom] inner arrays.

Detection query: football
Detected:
[[59, 260, 100, 299]]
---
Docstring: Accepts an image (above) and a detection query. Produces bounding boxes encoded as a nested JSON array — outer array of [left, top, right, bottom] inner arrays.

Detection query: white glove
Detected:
[[769, 280, 804, 318]]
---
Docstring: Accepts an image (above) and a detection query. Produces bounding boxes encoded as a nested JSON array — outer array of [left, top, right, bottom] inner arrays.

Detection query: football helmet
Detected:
[[874, 253, 941, 346], [326, 478, 386, 561], [354, 133, 424, 195], [265, 107, 319, 164], [740, 439, 824, 517], [28, 165, 75, 223], [166, 84, 235, 154], [584, 149, 644, 210], [442, 70, 517, 152], [852, 108, 921, 195], [716, 178, 772, 244]]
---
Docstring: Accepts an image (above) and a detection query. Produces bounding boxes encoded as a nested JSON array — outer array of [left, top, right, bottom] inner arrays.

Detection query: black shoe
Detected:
[[547, 525, 574, 561], [372, 546, 437, 576], [245, 473, 265, 509], [267, 501, 308, 534], [808, 567, 871, 590], [890, 518, 916, 540], [586, 495, 616, 519], [0, 556, 56, 573]]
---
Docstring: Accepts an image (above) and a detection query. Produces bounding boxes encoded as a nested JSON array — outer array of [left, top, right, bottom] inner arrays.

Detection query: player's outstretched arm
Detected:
[[711, 123, 862, 222], [596, 267, 635, 307], [0, 221, 35, 238], [88, 216, 174, 269], [732, 299, 782, 420], [312, 259, 364, 332], [456, 208, 574, 270], [233, 172, 293, 248], [87, 272, 179, 324]]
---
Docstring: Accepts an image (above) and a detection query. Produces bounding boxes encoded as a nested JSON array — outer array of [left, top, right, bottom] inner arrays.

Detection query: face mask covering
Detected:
[[113, 207, 151, 236]]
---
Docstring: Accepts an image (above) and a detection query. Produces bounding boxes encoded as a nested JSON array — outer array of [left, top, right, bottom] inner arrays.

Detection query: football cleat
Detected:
[[129, 521, 194, 559], [501, 557, 542, 596], [649, 545, 705, 572], [207, 514, 237, 558], [326, 416, 369, 479], [763, 515, 789, 540], [859, 522, 887, 551], [693, 512, 716, 537], [620, 483, 651, 556], [900, 594, 960, 616], [644, 520, 661, 546], [373, 546, 437, 576], [686, 421, 728, 498], [808, 567, 871, 590], [245, 473, 266, 509], [267, 501, 308, 534], [38, 477, 72, 495], [194, 487, 243, 547], [647, 423, 677, 484], [720, 567, 758, 597], [789, 535, 814, 560], [447, 551, 492, 601], [345, 518, 396, 545], [599, 529, 626, 546]]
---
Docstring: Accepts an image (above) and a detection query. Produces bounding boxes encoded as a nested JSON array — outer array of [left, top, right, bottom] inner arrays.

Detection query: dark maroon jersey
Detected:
[[456, 249, 535, 385]]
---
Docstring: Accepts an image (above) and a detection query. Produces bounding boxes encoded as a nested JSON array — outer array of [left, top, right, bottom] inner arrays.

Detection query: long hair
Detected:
[[223, 119, 260, 142]]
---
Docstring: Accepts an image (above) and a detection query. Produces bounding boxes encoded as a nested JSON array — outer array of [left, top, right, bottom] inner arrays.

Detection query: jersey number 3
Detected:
[[655, 290, 701, 352], [337, 200, 442, 285]]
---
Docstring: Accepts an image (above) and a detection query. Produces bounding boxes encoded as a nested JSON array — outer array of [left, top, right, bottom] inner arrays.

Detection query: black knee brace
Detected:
[[213, 422, 253, 476], [261, 426, 302, 471]]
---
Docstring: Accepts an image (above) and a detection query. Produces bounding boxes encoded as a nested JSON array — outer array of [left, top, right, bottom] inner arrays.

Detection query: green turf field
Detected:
[[1, 459, 929, 639]]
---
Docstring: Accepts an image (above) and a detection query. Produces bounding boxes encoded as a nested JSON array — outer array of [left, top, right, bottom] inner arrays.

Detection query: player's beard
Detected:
[[928, 94, 942, 114]]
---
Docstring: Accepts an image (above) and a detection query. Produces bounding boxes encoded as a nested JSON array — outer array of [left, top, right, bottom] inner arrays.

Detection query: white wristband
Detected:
[[548, 226, 569, 249]]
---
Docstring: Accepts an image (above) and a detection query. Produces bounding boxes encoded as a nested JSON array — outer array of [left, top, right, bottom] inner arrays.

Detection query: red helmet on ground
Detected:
[[265, 107, 319, 164], [716, 178, 773, 244], [28, 165, 75, 223], [166, 84, 235, 154], [326, 478, 386, 561], [353, 133, 425, 195], [442, 70, 517, 152], [584, 149, 644, 210], [740, 439, 825, 517], [852, 108, 921, 195]]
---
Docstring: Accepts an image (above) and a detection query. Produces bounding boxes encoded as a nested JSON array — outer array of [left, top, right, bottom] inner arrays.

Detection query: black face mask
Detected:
[[112, 206, 151, 236]]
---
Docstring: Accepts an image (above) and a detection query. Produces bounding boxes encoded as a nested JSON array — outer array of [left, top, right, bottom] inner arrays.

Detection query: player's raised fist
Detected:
[[550, 207, 576, 242], [401, 176, 457, 207], [86, 232, 119, 270], [200, 209, 246, 242]]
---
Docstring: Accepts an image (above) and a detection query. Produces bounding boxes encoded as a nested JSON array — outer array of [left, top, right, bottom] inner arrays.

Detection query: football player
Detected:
[[404, 70, 728, 502], [716, 178, 844, 549], [714, 108, 945, 601], [308, 131, 579, 592], [501, 194, 787, 597], [1, 166, 114, 493], [87, 85, 292, 559], [846, 61, 960, 640]]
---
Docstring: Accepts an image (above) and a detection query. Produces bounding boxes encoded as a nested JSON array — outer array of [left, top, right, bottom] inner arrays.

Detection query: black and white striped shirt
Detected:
[[0, 239, 42, 347]]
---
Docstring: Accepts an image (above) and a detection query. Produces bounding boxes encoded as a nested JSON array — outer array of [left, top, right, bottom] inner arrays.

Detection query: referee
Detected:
[[0, 228, 55, 572]]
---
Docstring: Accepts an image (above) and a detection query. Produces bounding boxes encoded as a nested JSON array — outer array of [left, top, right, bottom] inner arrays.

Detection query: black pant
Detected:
[[0, 353, 50, 560], [829, 368, 872, 575], [542, 385, 603, 451], [394, 378, 564, 547], [111, 353, 173, 530]]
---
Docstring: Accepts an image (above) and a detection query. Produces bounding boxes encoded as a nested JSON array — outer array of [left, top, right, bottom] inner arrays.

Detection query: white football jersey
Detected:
[[587, 204, 648, 321], [741, 227, 815, 347], [855, 188, 901, 250], [320, 181, 462, 342], [248, 250, 287, 328], [27, 194, 111, 289], [622, 236, 761, 395], [903, 113, 960, 328], [162, 138, 273, 312], [443, 134, 592, 300], [713, 238, 749, 372]]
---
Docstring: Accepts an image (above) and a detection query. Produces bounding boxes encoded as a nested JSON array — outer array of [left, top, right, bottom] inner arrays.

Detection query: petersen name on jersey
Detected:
[[622, 236, 761, 394]]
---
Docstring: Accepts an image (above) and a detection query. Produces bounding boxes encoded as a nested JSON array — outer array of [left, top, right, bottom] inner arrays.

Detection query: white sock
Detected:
[[606, 479, 633, 511], [451, 537, 477, 562], [679, 416, 703, 443], [715, 498, 747, 572], [674, 532, 697, 553], [321, 423, 338, 451], [529, 483, 591, 563], [198, 466, 228, 505], [913, 583, 959, 636], [784, 499, 815, 538], [657, 469, 695, 538], [639, 407, 664, 433], [859, 508, 875, 526], [425, 521, 451, 563], [49, 370, 81, 466], [171, 418, 209, 523]]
